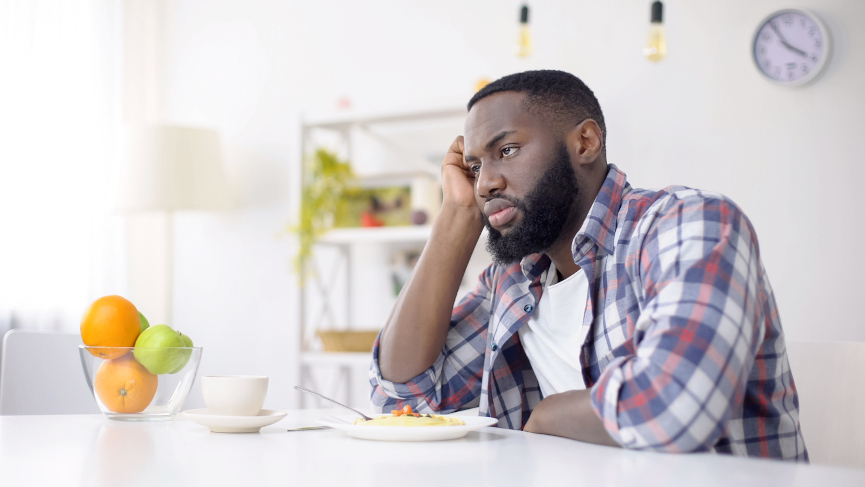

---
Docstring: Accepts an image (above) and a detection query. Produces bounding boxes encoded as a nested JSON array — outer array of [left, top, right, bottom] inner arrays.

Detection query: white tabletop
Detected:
[[2, 409, 863, 486]]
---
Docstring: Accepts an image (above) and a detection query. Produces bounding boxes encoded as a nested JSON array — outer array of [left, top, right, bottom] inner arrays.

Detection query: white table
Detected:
[[2, 409, 863, 486]]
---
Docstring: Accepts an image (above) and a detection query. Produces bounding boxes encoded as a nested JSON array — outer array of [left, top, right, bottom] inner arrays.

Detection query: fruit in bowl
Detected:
[[94, 354, 158, 413], [138, 311, 150, 332], [79, 295, 201, 420], [80, 296, 141, 359], [133, 324, 193, 375]]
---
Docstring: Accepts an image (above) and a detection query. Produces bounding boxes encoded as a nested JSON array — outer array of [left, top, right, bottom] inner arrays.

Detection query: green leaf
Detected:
[[286, 148, 356, 284]]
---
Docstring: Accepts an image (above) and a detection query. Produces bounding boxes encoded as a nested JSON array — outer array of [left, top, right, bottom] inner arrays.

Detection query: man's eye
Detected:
[[470, 165, 481, 174], [502, 147, 517, 157]]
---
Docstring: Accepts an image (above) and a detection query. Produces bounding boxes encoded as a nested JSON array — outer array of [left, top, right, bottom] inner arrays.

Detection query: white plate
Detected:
[[183, 409, 287, 433], [317, 414, 499, 442]]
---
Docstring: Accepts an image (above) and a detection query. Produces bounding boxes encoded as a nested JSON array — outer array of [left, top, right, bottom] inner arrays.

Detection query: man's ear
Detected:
[[566, 119, 604, 166]]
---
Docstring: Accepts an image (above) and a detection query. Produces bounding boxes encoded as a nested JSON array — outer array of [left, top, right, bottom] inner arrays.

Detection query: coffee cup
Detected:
[[202, 375, 269, 416]]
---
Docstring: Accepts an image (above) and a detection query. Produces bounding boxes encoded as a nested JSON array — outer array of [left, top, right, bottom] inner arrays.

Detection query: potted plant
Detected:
[[289, 148, 355, 282]]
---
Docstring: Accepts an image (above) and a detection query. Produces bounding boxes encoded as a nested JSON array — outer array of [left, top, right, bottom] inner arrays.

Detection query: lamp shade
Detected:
[[116, 125, 231, 212]]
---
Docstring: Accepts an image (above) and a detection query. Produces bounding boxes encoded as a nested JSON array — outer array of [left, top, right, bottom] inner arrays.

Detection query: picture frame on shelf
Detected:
[[335, 186, 412, 228], [390, 248, 423, 296]]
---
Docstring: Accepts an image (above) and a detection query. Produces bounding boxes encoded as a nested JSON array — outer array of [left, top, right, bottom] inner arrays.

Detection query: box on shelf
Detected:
[[316, 330, 380, 353]]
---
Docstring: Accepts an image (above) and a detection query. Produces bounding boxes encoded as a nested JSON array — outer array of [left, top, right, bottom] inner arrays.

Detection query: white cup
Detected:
[[202, 375, 269, 416]]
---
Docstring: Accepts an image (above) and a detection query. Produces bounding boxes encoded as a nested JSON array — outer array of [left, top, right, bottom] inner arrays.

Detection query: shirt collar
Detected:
[[517, 164, 629, 279], [572, 163, 629, 259], [519, 253, 550, 280]]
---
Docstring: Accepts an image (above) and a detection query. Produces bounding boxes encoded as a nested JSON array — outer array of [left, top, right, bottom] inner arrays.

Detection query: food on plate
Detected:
[[354, 405, 466, 426], [133, 324, 194, 375], [80, 295, 141, 359], [94, 354, 158, 413]]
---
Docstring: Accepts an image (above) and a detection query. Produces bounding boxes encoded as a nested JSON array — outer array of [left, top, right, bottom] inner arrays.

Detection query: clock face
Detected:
[[753, 10, 830, 86]]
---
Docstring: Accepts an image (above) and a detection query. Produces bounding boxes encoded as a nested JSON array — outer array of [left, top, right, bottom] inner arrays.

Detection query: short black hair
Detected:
[[467, 70, 606, 140]]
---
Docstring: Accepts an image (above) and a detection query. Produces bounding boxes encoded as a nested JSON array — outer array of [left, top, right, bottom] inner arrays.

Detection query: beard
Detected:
[[483, 143, 580, 265]]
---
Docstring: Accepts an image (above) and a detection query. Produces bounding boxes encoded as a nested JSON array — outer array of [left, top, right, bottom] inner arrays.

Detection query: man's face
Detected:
[[464, 92, 581, 264]]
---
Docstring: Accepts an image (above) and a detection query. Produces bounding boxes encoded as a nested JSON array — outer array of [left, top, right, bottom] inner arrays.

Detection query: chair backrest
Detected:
[[0, 330, 99, 415], [785, 340, 865, 469]]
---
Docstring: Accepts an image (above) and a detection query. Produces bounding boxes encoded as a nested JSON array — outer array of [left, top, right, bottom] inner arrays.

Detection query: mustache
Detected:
[[481, 194, 526, 230], [483, 194, 526, 211]]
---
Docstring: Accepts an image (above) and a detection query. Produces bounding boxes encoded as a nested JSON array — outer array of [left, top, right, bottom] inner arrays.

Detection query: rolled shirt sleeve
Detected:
[[369, 265, 495, 414], [591, 192, 766, 452]]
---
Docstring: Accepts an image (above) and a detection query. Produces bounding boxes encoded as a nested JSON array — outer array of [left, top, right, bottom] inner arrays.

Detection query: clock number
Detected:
[[802, 65, 809, 74], [758, 45, 766, 54], [761, 32, 771, 41], [783, 15, 793, 26], [814, 39, 822, 48], [763, 60, 771, 68], [787, 71, 794, 80], [808, 26, 817, 37]]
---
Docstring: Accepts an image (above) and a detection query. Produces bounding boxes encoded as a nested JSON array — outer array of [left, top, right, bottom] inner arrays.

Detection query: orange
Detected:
[[81, 295, 140, 359], [94, 355, 158, 413]]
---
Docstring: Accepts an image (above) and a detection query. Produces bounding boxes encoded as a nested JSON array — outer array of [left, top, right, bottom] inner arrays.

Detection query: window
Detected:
[[0, 0, 125, 332]]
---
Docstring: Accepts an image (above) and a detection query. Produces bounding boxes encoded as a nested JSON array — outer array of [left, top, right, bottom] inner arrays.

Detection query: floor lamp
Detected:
[[116, 125, 231, 325]]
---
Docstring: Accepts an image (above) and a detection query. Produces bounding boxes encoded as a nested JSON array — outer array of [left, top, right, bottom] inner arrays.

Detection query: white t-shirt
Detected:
[[517, 263, 591, 398]]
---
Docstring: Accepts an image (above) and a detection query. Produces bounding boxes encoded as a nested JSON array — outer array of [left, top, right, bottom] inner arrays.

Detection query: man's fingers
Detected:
[[444, 136, 468, 170], [440, 135, 478, 208], [446, 136, 464, 158]]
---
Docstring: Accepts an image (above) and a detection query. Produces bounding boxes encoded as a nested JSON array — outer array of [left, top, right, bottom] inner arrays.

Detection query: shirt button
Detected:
[[524, 304, 534, 313], [491, 344, 498, 352]]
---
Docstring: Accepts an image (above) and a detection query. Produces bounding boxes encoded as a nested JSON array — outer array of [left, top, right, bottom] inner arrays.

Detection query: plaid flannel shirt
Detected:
[[370, 164, 807, 461]]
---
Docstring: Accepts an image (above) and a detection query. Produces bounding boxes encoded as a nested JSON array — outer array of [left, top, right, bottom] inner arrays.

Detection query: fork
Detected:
[[293, 386, 374, 420]]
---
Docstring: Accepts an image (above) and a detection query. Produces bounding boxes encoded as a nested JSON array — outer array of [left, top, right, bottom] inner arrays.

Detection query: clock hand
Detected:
[[767, 21, 789, 44], [768, 21, 807, 57], [781, 40, 807, 57]]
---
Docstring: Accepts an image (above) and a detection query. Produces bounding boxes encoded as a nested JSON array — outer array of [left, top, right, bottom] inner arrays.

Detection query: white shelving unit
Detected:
[[317, 225, 432, 245], [295, 104, 470, 409], [302, 105, 468, 130]]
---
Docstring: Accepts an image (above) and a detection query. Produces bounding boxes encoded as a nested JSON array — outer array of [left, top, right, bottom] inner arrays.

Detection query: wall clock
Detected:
[[752, 9, 831, 86]]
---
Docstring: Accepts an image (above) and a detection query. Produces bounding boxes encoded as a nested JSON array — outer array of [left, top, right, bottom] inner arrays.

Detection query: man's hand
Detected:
[[440, 136, 478, 211], [524, 389, 620, 447], [378, 136, 484, 383]]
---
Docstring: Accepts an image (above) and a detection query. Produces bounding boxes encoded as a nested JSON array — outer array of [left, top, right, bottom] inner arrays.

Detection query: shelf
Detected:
[[317, 225, 432, 246], [297, 103, 471, 407], [300, 352, 373, 367], [302, 105, 466, 130]]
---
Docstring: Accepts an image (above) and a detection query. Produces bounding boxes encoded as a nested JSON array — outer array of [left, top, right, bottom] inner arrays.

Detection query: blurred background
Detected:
[[1, 0, 863, 412]]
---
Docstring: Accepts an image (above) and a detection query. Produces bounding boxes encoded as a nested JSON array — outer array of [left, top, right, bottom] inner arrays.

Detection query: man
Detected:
[[369, 70, 807, 461]]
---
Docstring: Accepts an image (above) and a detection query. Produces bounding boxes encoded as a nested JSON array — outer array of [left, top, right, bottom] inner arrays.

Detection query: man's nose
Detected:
[[476, 164, 505, 199]]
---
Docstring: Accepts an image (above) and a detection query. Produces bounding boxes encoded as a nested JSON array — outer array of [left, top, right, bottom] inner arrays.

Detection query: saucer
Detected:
[[183, 409, 287, 433]]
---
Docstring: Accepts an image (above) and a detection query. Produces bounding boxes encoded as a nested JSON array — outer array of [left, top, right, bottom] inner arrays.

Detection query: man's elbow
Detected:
[[617, 416, 723, 454]]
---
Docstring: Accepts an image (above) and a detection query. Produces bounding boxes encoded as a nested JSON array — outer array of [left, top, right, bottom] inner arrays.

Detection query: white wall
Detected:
[[154, 0, 865, 410]]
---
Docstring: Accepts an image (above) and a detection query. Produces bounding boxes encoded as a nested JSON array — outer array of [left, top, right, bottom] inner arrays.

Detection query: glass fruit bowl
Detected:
[[79, 345, 202, 421]]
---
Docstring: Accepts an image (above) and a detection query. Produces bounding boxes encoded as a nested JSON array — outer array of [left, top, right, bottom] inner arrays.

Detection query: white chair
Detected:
[[785, 340, 865, 468], [0, 330, 99, 415]]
